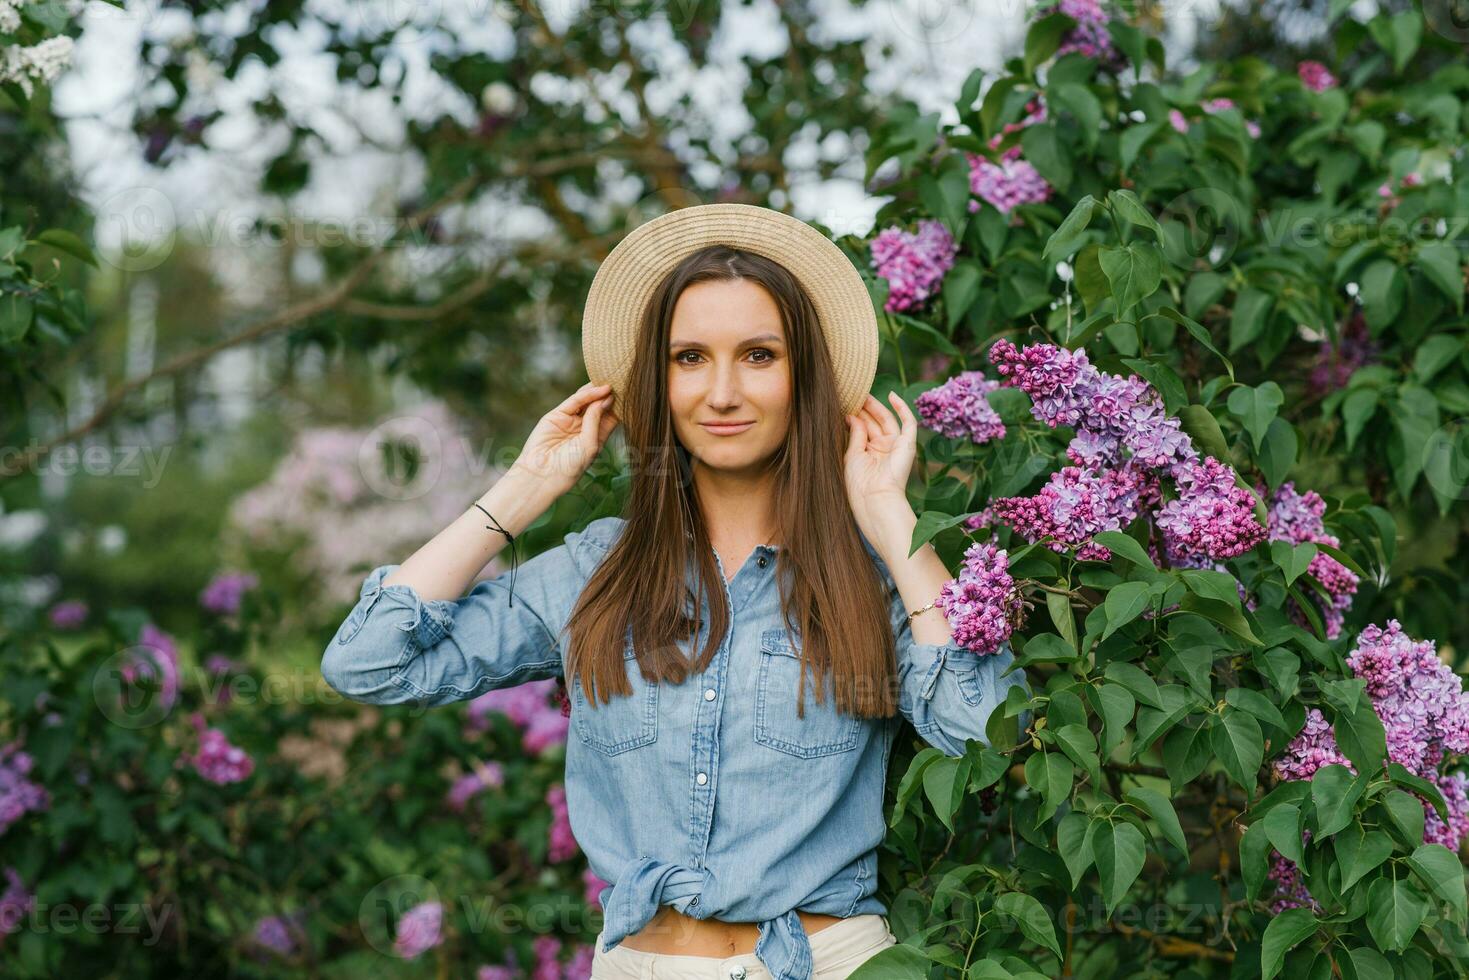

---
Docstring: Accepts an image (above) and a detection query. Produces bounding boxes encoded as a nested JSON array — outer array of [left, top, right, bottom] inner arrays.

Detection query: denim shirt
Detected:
[[320, 516, 1027, 980]]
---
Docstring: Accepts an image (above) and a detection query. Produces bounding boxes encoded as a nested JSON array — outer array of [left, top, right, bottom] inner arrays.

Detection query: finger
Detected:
[[889, 391, 917, 443], [869, 392, 900, 437], [580, 395, 606, 453], [555, 381, 613, 416], [844, 413, 866, 456]]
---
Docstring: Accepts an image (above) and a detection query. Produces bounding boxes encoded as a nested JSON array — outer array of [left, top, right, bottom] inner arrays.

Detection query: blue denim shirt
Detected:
[[320, 516, 1027, 980]]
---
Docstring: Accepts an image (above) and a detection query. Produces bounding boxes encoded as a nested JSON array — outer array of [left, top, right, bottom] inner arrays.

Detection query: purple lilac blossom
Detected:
[[0, 867, 31, 940], [200, 571, 259, 615], [1052, 0, 1124, 71], [533, 934, 563, 980], [583, 866, 610, 908], [915, 372, 1006, 444], [1154, 457, 1268, 562], [477, 967, 515, 980], [965, 153, 1053, 217], [121, 623, 182, 711], [0, 742, 49, 835], [251, 912, 305, 957], [1269, 620, 1469, 908], [934, 542, 1024, 654], [446, 761, 505, 812], [48, 599, 88, 629], [1297, 61, 1337, 92], [990, 464, 1159, 561], [868, 220, 959, 313], [181, 713, 254, 785], [466, 679, 570, 754], [547, 784, 579, 862], [1258, 481, 1359, 639], [1307, 307, 1376, 395], [393, 900, 443, 959]]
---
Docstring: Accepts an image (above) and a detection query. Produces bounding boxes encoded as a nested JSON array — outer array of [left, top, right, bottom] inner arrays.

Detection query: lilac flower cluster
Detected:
[[250, 910, 307, 959], [466, 679, 569, 754], [0, 867, 31, 942], [180, 713, 254, 785], [531, 934, 595, 980], [1269, 620, 1469, 909], [868, 219, 959, 313], [1052, 0, 1125, 71], [914, 371, 1006, 444], [0, 742, 49, 835], [1258, 481, 1359, 639], [47, 599, 88, 629], [1297, 60, 1337, 92], [446, 760, 505, 812], [982, 339, 1265, 563], [583, 865, 610, 908], [965, 153, 1053, 218], [200, 570, 259, 616], [1307, 307, 1377, 395], [121, 623, 182, 711], [547, 783, 579, 862], [393, 900, 443, 959], [1168, 98, 1262, 139], [933, 542, 1024, 654]]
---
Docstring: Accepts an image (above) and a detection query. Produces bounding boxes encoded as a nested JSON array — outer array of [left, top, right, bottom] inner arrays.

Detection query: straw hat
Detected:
[[582, 203, 879, 419]]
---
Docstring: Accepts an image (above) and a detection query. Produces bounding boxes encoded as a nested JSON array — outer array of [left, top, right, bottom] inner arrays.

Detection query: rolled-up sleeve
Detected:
[[320, 523, 602, 707], [885, 568, 1031, 758]]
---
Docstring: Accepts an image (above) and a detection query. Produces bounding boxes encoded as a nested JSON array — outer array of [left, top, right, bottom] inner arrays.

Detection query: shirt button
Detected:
[[757, 556, 768, 568], [696, 771, 708, 785], [704, 688, 716, 700]]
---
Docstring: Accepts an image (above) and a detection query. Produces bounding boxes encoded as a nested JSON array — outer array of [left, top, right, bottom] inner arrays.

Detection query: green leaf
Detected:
[[1091, 531, 1158, 573], [1411, 333, 1465, 382], [1024, 751, 1074, 824], [923, 756, 963, 832], [1101, 582, 1151, 641], [1310, 764, 1367, 837], [1211, 709, 1264, 793], [34, 229, 100, 268], [1415, 242, 1464, 314], [1119, 120, 1161, 174], [1103, 661, 1162, 709], [1057, 810, 1095, 891], [1256, 416, 1298, 490], [1098, 242, 1163, 316], [1021, 123, 1072, 193], [1261, 907, 1318, 980], [1024, 12, 1072, 76], [1262, 802, 1305, 866], [1091, 820, 1146, 915], [1043, 195, 1098, 266], [1223, 688, 1286, 731], [1179, 568, 1242, 607], [1359, 260, 1404, 333], [1364, 876, 1427, 953], [1228, 288, 1273, 353], [1341, 388, 1379, 452], [1123, 787, 1186, 855], [910, 510, 970, 553], [1341, 947, 1392, 980], [944, 260, 985, 332], [1239, 820, 1271, 899], [1156, 306, 1233, 381], [1382, 789, 1425, 848], [1335, 824, 1394, 891], [1177, 405, 1232, 463], [1270, 540, 1318, 587], [1406, 843, 1466, 921], [1228, 382, 1284, 453], [1333, 699, 1386, 775], [1176, 593, 1262, 646], [1107, 189, 1164, 242], [992, 892, 1062, 961], [1096, 683, 1135, 758]]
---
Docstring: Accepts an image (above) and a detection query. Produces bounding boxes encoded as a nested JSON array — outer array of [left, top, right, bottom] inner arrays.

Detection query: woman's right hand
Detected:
[[508, 382, 621, 496]]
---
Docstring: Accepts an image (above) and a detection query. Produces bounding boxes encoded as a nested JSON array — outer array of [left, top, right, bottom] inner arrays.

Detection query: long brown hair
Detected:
[[565, 244, 899, 721]]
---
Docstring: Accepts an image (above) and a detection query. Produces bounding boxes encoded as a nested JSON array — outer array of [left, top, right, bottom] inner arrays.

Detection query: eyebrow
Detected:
[[669, 333, 784, 351]]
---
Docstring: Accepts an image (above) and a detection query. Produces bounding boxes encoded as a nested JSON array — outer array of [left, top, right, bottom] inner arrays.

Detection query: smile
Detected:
[[700, 421, 755, 435]]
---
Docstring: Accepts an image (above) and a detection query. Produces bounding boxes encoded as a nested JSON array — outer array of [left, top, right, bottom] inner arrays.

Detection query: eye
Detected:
[[749, 348, 776, 364], [674, 351, 702, 365]]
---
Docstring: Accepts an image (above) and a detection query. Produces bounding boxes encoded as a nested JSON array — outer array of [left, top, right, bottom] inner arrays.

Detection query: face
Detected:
[[666, 278, 792, 479]]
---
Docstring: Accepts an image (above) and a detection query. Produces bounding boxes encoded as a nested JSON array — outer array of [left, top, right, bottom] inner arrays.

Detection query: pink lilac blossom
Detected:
[[0, 743, 48, 836], [915, 372, 1006, 444], [986, 97, 1048, 164], [934, 541, 1024, 654], [200, 571, 259, 616], [0, 867, 31, 940], [990, 463, 1159, 561], [1168, 109, 1188, 134], [1307, 307, 1377, 395], [393, 900, 443, 959], [533, 934, 564, 980], [466, 679, 569, 754], [1297, 61, 1337, 92], [868, 220, 959, 313], [1155, 457, 1268, 562], [583, 866, 610, 908], [251, 911, 305, 957], [1258, 481, 1359, 639], [477, 967, 515, 980], [1052, 0, 1124, 71], [1376, 171, 1422, 210], [48, 599, 88, 629], [1170, 100, 1262, 139], [446, 760, 505, 812], [180, 713, 254, 785], [121, 623, 182, 711], [1269, 620, 1469, 908], [965, 153, 1053, 217], [1267, 837, 1320, 914], [547, 784, 579, 862], [564, 944, 595, 978]]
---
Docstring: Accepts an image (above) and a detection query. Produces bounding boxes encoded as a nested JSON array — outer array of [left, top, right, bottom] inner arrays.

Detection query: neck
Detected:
[[690, 457, 779, 545]]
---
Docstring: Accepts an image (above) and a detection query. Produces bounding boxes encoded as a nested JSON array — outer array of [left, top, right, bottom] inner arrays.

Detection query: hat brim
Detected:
[[582, 203, 879, 419]]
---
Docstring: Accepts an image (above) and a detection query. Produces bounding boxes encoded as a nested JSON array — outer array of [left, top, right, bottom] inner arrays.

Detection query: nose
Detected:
[[706, 359, 742, 409]]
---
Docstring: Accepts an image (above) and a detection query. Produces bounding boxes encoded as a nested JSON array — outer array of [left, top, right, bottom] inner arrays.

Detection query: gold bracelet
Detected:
[[907, 599, 939, 621]]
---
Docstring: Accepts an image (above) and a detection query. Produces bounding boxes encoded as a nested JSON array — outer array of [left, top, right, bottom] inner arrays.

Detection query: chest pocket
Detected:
[[572, 640, 659, 756], [755, 628, 861, 759]]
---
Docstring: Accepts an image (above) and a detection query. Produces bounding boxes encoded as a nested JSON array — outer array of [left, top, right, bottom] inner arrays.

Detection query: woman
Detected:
[[321, 204, 1026, 980]]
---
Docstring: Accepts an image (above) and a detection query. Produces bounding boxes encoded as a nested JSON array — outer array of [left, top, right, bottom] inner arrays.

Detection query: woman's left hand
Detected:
[[843, 391, 918, 536]]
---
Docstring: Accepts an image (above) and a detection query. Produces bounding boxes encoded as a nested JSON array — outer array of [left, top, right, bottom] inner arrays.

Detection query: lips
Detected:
[[700, 421, 754, 435]]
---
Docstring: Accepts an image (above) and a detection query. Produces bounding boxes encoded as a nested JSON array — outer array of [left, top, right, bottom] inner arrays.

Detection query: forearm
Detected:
[[866, 495, 956, 647], [382, 467, 557, 600]]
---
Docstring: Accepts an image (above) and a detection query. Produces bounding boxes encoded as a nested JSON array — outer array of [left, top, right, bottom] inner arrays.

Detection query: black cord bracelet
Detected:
[[473, 501, 518, 607]]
